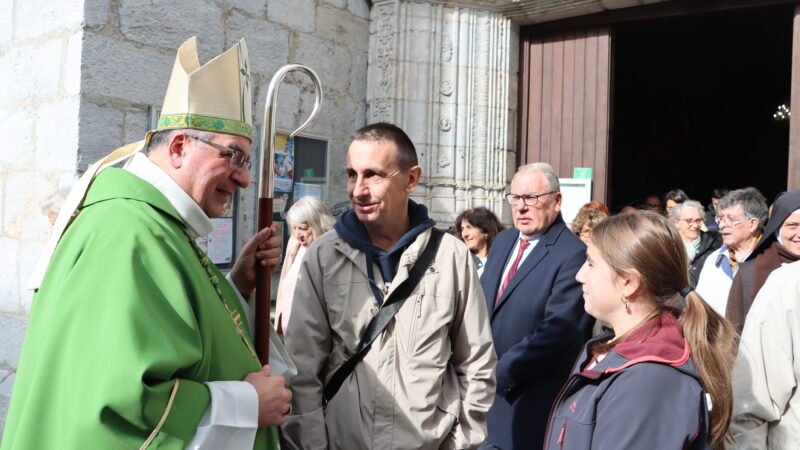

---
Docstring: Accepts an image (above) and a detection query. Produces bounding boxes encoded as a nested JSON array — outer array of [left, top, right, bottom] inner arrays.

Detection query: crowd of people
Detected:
[[4, 36, 800, 450]]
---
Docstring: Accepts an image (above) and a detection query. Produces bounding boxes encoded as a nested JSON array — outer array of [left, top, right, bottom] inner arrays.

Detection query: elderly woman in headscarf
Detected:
[[726, 190, 800, 332], [275, 196, 335, 335]]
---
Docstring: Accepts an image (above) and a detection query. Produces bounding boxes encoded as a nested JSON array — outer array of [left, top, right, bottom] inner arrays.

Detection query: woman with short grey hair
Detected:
[[670, 200, 722, 289]]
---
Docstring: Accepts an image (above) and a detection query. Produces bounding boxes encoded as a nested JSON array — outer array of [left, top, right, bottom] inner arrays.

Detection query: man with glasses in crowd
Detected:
[[480, 163, 594, 449], [696, 187, 768, 317], [3, 38, 293, 449]]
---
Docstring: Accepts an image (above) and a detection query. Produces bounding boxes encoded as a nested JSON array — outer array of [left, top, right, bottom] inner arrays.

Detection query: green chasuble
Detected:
[[1, 168, 277, 449]]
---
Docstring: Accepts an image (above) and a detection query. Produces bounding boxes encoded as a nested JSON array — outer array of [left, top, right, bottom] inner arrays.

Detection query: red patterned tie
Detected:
[[496, 239, 530, 305]]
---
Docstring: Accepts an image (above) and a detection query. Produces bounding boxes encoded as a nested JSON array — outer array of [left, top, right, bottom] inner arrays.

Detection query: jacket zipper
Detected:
[[543, 350, 585, 448], [557, 420, 566, 447], [408, 293, 422, 349], [542, 346, 608, 449]]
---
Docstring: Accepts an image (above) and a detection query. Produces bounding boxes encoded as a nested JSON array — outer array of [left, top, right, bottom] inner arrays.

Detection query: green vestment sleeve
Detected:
[[1, 169, 275, 449]]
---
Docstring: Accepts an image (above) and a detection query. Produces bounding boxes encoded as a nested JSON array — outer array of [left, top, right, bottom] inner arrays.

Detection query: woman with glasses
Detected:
[[669, 200, 722, 288], [726, 190, 800, 333], [544, 211, 736, 449]]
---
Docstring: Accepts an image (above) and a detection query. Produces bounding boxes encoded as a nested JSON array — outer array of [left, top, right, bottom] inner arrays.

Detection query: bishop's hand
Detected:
[[230, 222, 282, 295], [244, 365, 293, 427]]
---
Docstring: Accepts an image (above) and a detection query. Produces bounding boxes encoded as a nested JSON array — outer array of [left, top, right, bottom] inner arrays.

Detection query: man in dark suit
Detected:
[[480, 162, 594, 449]]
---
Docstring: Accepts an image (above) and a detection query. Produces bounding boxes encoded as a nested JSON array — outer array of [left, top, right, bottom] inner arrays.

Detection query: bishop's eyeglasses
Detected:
[[187, 135, 252, 170]]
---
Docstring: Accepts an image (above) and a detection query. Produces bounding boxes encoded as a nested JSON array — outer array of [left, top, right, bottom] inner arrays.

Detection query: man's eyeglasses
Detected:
[[187, 135, 251, 170], [679, 218, 704, 226], [715, 215, 748, 226], [505, 191, 556, 207]]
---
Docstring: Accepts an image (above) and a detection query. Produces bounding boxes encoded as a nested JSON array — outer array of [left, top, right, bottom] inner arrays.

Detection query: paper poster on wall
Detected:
[[274, 133, 295, 193], [207, 218, 234, 264], [274, 193, 289, 217], [559, 178, 592, 227], [294, 182, 323, 200]]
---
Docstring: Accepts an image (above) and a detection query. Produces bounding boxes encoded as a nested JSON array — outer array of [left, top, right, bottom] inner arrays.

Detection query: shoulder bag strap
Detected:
[[322, 228, 444, 407]]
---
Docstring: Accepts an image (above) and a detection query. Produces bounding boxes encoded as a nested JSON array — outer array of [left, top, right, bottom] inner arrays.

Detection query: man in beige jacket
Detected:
[[282, 122, 497, 449]]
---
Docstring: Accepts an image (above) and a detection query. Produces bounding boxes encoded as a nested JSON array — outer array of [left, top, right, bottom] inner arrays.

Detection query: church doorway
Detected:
[[609, 5, 794, 211]]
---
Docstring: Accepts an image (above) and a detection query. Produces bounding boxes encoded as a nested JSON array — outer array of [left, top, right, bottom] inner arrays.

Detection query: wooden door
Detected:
[[789, 5, 800, 189], [518, 27, 612, 202]]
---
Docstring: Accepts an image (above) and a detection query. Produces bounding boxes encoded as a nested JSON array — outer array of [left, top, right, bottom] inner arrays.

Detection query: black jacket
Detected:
[[689, 230, 722, 288]]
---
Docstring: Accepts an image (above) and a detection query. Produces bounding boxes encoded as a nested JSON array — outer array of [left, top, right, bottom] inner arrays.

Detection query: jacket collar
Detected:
[[492, 214, 571, 313], [579, 312, 696, 380], [333, 200, 435, 284], [697, 230, 721, 254], [123, 152, 214, 238], [331, 228, 435, 298], [82, 166, 186, 231]]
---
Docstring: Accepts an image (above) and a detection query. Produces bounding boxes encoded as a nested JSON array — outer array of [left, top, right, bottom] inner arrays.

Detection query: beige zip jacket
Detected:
[[732, 261, 800, 448], [282, 227, 497, 450]]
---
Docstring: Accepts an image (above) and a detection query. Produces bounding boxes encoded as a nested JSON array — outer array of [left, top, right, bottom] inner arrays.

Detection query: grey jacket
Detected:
[[544, 312, 710, 449], [283, 227, 497, 450]]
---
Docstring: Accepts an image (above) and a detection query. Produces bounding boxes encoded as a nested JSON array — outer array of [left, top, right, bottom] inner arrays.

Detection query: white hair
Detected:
[[669, 200, 704, 221], [516, 162, 560, 192], [286, 196, 335, 239]]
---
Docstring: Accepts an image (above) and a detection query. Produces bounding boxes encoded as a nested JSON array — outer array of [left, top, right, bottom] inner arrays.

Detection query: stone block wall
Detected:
[[0, 0, 371, 433], [0, 0, 85, 431], [367, 0, 517, 226]]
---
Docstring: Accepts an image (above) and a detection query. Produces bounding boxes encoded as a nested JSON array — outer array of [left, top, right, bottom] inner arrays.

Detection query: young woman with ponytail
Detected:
[[543, 211, 737, 449]]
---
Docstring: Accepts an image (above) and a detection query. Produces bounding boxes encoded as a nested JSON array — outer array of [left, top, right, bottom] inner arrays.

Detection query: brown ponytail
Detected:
[[590, 211, 737, 448], [680, 290, 737, 449]]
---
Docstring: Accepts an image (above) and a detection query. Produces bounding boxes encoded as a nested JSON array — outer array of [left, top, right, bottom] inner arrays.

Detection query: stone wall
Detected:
[[367, 0, 517, 226], [0, 0, 85, 431], [0, 0, 371, 433]]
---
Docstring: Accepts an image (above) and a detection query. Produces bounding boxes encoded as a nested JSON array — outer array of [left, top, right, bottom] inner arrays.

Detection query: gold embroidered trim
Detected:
[[140, 378, 180, 450], [157, 113, 253, 139], [185, 232, 260, 363]]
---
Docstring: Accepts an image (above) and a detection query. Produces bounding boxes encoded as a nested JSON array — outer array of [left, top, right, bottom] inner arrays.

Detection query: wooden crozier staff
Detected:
[[255, 64, 323, 364]]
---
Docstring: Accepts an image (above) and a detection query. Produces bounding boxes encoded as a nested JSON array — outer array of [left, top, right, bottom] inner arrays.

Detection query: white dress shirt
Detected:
[[497, 232, 541, 297]]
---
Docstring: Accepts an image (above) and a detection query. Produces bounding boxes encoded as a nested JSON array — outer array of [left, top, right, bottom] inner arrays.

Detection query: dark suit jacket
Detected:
[[480, 215, 593, 449]]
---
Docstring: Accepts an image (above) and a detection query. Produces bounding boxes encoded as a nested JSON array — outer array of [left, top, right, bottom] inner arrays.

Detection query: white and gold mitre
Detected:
[[157, 37, 253, 140], [28, 37, 253, 290]]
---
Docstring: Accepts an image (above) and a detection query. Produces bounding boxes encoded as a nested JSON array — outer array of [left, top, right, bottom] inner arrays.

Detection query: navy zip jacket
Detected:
[[544, 312, 711, 449]]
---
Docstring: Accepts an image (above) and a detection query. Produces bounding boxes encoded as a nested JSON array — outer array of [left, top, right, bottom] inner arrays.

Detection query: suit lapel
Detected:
[[491, 243, 549, 318], [490, 217, 568, 319], [485, 231, 517, 314]]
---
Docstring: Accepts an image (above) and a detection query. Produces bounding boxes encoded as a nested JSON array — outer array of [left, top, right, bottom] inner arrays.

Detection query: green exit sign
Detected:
[[573, 167, 592, 179]]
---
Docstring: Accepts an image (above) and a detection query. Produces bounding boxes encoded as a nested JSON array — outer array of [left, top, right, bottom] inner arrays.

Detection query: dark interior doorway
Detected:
[[609, 5, 793, 212]]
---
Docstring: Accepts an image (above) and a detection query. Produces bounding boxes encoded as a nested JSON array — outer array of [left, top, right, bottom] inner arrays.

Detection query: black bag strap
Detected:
[[322, 228, 444, 407]]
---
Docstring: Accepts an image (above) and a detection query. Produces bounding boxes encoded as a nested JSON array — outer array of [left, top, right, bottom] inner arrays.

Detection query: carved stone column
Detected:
[[368, 0, 517, 225]]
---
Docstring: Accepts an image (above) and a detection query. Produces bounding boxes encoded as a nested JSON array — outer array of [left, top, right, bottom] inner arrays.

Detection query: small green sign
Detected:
[[573, 167, 592, 179], [303, 168, 315, 178]]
